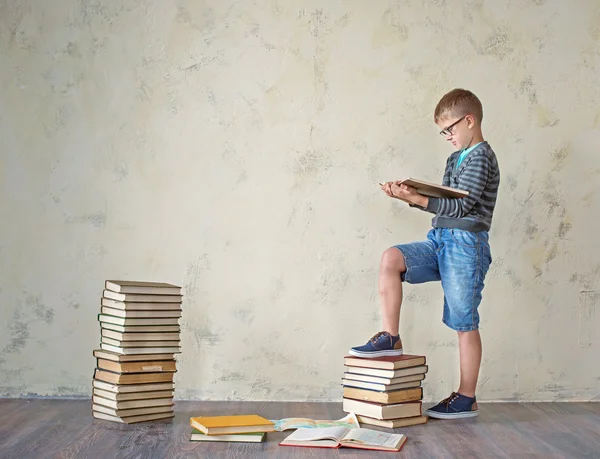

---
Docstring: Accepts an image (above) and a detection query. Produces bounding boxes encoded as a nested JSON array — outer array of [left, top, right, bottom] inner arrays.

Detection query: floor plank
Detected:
[[0, 400, 598, 459]]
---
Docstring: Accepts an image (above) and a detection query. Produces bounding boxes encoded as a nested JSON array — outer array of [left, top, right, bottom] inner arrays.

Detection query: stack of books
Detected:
[[341, 354, 428, 428], [189, 415, 275, 443], [91, 280, 183, 424]]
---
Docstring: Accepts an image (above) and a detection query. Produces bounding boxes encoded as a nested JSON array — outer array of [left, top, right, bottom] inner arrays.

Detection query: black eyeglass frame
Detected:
[[439, 115, 467, 136]]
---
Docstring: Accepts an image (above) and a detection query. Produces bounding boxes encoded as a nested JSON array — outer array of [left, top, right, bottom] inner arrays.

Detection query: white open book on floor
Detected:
[[279, 426, 407, 451]]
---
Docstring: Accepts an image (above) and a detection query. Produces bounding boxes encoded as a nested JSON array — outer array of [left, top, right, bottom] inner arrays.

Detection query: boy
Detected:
[[349, 88, 500, 419]]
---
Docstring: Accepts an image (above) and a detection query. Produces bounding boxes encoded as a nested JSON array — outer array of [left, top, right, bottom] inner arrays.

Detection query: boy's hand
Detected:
[[392, 182, 429, 208], [380, 181, 397, 199], [391, 182, 419, 201], [380, 181, 427, 207], [380, 181, 412, 204]]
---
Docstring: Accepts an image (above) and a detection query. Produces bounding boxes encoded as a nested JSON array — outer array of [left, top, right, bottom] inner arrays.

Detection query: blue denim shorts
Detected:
[[393, 228, 492, 331]]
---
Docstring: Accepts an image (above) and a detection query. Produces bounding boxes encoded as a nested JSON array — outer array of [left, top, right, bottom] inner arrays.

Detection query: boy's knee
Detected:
[[381, 247, 406, 273], [457, 329, 479, 336]]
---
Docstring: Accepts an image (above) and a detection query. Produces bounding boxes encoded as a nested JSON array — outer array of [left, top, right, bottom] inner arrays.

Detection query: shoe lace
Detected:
[[442, 392, 459, 407], [369, 331, 389, 343]]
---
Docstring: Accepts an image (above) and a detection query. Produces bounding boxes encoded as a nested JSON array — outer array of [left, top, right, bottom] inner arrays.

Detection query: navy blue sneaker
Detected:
[[425, 392, 479, 419], [349, 331, 403, 358]]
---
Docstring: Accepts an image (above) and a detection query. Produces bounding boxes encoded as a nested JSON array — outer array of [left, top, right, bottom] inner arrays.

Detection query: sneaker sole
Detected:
[[424, 409, 479, 420], [348, 349, 403, 358]]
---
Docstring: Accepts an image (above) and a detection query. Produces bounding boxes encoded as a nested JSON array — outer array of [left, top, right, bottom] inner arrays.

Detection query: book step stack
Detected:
[[341, 354, 429, 428], [189, 415, 275, 443], [91, 280, 183, 424]]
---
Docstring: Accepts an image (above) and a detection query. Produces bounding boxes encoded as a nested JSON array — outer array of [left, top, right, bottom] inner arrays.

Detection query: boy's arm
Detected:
[[407, 156, 452, 210], [422, 154, 491, 217], [441, 155, 453, 187]]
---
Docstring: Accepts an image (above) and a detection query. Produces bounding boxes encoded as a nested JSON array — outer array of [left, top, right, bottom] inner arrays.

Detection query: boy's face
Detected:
[[436, 114, 474, 150]]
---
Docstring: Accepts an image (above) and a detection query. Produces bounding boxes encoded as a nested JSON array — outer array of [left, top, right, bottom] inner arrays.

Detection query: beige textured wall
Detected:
[[1, 0, 599, 402]]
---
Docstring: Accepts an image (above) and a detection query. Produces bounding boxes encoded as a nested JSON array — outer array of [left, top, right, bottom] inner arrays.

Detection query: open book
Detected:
[[271, 413, 359, 431], [380, 178, 468, 199], [280, 426, 407, 452]]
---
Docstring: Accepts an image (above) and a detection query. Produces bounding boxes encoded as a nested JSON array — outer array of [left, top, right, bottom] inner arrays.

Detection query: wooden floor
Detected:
[[0, 399, 599, 458]]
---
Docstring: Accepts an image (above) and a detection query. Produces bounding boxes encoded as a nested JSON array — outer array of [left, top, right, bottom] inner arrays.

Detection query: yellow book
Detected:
[[190, 415, 275, 435]]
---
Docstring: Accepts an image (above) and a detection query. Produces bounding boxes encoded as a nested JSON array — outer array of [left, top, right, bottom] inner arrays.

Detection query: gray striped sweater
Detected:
[[420, 141, 500, 232]]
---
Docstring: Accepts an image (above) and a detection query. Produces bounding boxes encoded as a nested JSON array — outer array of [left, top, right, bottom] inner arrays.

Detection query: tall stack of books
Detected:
[[91, 280, 183, 424], [341, 354, 428, 428]]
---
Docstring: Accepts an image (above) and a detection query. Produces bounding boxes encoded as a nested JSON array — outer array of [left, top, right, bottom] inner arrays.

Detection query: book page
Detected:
[[271, 417, 316, 431], [341, 428, 404, 448], [271, 413, 359, 431], [283, 426, 350, 443]]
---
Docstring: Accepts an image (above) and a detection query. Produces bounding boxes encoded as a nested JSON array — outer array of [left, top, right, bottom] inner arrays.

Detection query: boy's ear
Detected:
[[466, 114, 476, 129]]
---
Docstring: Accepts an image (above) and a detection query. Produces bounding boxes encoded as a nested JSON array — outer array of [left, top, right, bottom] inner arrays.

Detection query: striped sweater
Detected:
[[421, 141, 500, 232]]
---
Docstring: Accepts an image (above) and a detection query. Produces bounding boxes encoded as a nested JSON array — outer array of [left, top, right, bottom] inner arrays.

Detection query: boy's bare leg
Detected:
[[457, 330, 482, 397], [379, 248, 407, 336]]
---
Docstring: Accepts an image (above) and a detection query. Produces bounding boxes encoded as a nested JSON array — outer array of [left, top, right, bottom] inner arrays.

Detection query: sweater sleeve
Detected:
[[425, 154, 491, 218]]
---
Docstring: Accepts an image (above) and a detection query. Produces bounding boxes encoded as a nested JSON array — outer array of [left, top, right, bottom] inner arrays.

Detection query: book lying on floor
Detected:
[[190, 429, 266, 442], [280, 426, 407, 452], [190, 414, 275, 435]]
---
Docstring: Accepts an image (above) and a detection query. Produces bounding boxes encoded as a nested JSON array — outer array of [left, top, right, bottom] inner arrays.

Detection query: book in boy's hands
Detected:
[[280, 426, 407, 452], [379, 178, 468, 199], [399, 178, 468, 198], [190, 414, 275, 435]]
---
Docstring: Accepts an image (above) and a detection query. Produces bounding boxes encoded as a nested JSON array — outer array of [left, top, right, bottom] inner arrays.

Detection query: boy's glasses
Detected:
[[439, 116, 466, 136]]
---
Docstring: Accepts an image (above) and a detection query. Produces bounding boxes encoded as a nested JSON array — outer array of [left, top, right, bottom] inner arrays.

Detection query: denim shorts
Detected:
[[393, 228, 492, 332]]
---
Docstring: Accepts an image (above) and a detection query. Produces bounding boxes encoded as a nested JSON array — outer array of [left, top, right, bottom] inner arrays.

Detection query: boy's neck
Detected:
[[466, 129, 485, 149]]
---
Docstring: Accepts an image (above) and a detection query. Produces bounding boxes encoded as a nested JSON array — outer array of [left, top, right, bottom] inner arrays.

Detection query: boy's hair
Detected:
[[434, 88, 483, 124]]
